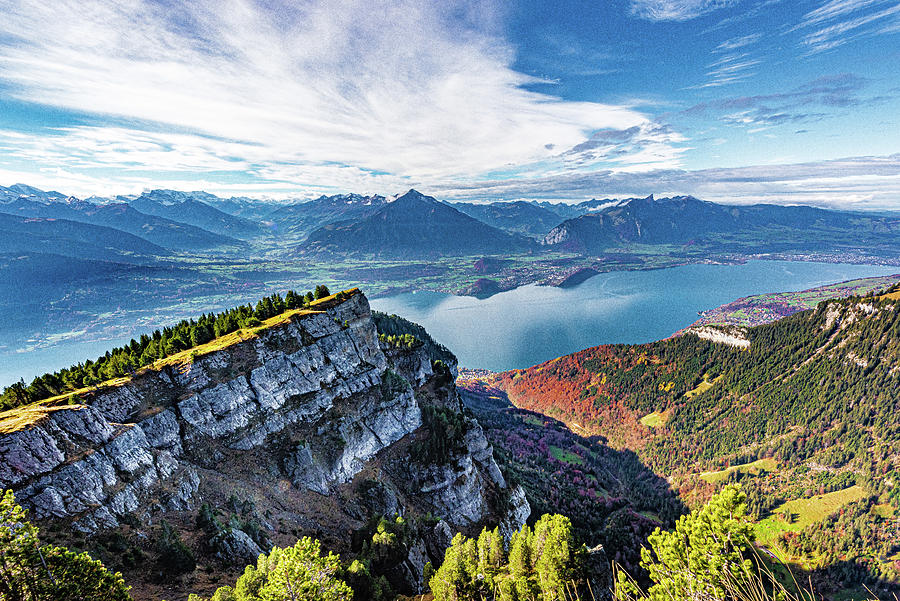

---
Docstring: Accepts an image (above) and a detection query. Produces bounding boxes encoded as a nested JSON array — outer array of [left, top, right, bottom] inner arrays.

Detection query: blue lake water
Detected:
[[1, 260, 897, 387], [370, 260, 899, 372]]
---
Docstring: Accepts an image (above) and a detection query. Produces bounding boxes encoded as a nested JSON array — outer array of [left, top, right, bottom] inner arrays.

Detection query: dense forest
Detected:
[[491, 289, 900, 593], [0, 285, 337, 411]]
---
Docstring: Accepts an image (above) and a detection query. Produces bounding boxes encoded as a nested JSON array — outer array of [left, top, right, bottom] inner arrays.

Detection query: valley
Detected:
[[5, 184, 900, 388], [3, 183, 900, 600]]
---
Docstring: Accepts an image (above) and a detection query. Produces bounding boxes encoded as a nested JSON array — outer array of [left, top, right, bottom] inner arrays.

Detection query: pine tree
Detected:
[[617, 485, 755, 601], [0, 490, 131, 601]]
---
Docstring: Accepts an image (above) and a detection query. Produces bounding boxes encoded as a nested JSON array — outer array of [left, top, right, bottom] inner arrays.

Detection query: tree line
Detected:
[[0, 285, 335, 411]]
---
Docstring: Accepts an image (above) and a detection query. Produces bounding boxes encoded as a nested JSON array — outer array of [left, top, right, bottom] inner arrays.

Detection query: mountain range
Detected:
[[301, 189, 536, 257], [452, 200, 564, 239], [0, 196, 240, 252], [265, 192, 388, 238], [5, 183, 900, 263], [121, 189, 264, 239], [542, 194, 900, 254], [0, 212, 168, 264]]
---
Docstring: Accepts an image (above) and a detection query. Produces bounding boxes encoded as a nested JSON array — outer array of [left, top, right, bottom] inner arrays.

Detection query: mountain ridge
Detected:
[[301, 189, 537, 257], [0, 289, 530, 599], [124, 190, 264, 239], [0, 211, 169, 263], [542, 194, 900, 253], [0, 198, 240, 251]]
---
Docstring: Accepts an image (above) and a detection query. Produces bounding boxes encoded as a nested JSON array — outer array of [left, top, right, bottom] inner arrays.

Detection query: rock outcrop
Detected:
[[685, 324, 750, 348], [0, 290, 528, 595]]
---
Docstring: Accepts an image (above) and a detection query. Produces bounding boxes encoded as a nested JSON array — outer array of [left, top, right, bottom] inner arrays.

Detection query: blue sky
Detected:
[[0, 0, 898, 207]]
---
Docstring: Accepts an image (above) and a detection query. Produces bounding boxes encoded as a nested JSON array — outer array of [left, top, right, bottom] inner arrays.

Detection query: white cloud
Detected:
[[430, 153, 900, 210], [0, 0, 677, 192], [629, 0, 740, 21], [715, 32, 762, 50], [801, 0, 889, 27], [797, 0, 900, 52]]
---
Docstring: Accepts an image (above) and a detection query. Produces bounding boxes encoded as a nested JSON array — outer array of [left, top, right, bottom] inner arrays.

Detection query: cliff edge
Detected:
[[0, 290, 529, 597]]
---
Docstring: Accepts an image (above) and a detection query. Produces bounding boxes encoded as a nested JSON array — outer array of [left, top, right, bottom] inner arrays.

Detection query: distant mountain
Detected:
[[531, 197, 635, 220], [543, 195, 720, 251], [266, 193, 388, 239], [125, 190, 264, 238], [302, 189, 536, 257], [543, 194, 900, 254], [0, 212, 166, 263], [0, 183, 68, 204], [199, 195, 283, 221], [451, 200, 564, 238], [0, 252, 171, 307], [0, 197, 239, 251]]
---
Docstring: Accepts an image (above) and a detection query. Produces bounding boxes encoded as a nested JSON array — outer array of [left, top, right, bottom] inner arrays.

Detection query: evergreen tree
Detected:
[[0, 490, 131, 601], [616, 485, 755, 601], [198, 538, 352, 601]]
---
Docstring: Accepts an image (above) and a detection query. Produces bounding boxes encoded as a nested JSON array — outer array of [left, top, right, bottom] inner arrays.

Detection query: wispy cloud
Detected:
[[629, 0, 740, 22], [432, 153, 900, 210], [680, 73, 877, 128], [693, 31, 764, 88], [694, 53, 763, 88], [797, 0, 900, 52], [0, 0, 680, 194], [715, 32, 762, 50]]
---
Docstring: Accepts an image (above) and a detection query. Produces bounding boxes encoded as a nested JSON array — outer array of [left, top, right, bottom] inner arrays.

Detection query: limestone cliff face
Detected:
[[0, 291, 528, 593]]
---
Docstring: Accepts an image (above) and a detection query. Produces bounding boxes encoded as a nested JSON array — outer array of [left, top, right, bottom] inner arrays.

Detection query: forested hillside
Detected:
[[489, 287, 900, 595], [459, 380, 684, 577]]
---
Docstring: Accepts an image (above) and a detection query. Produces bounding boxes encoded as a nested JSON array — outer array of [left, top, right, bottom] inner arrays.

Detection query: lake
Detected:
[[1, 260, 897, 387], [370, 260, 899, 372]]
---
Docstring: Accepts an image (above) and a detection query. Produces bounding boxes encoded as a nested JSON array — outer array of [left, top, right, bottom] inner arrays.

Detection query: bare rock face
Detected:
[[686, 324, 750, 348], [0, 290, 528, 592], [213, 529, 265, 565]]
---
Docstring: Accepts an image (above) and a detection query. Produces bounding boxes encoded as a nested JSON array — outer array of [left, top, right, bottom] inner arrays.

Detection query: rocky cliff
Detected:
[[0, 290, 528, 597]]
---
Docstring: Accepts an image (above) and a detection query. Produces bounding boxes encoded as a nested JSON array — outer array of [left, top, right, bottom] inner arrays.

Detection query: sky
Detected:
[[0, 0, 898, 207]]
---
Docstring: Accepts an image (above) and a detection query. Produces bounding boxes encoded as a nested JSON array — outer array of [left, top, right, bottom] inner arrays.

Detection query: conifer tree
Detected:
[[0, 490, 130, 601]]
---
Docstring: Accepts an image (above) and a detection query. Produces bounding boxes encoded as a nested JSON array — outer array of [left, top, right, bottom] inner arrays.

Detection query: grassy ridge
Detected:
[[490, 290, 900, 592], [699, 458, 778, 484], [0, 289, 358, 434]]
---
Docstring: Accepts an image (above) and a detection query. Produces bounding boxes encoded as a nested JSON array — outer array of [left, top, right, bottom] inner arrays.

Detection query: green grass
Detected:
[[521, 414, 544, 426], [640, 411, 666, 428], [755, 485, 868, 543], [549, 445, 585, 466], [0, 290, 357, 434], [684, 374, 721, 399], [699, 457, 777, 484]]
